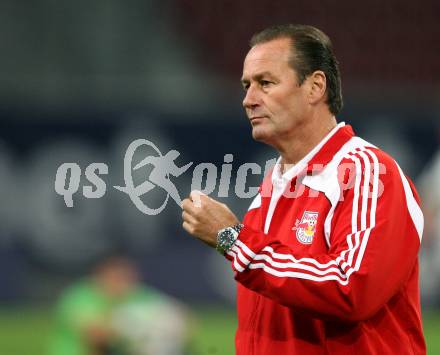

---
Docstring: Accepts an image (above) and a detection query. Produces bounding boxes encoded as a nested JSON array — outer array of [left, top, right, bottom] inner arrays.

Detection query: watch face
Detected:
[[217, 225, 243, 254], [218, 228, 236, 249], [225, 228, 235, 238]]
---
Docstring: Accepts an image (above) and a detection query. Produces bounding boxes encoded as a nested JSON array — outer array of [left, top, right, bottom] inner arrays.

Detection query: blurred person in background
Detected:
[[418, 145, 440, 307], [48, 254, 191, 355], [182, 24, 425, 354]]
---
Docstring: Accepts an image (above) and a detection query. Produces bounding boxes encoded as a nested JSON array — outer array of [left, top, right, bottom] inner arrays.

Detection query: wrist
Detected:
[[216, 223, 244, 255]]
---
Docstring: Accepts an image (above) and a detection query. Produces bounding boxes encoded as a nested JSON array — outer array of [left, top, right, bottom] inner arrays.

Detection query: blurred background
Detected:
[[0, 0, 439, 354]]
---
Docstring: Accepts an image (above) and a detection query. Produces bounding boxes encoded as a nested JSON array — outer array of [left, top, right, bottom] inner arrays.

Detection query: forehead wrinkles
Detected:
[[243, 39, 292, 78], [245, 48, 290, 66]]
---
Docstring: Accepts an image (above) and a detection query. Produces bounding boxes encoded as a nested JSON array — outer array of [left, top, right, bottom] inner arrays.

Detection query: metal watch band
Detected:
[[216, 223, 244, 254]]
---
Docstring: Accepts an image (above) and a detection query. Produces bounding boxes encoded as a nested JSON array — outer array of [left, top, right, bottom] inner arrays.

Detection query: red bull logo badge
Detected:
[[293, 211, 318, 244]]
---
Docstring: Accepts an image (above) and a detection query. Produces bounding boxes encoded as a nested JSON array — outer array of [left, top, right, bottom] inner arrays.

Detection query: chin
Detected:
[[251, 127, 273, 143]]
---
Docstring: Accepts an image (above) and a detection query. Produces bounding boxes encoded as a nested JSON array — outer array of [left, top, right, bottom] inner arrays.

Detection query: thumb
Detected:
[[190, 190, 205, 207]]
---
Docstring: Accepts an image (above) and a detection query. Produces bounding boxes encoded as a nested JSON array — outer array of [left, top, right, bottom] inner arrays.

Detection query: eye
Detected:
[[242, 82, 250, 91], [260, 80, 272, 88]]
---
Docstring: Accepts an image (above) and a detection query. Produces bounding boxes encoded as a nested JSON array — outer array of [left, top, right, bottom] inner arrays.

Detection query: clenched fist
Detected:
[[181, 191, 240, 247]]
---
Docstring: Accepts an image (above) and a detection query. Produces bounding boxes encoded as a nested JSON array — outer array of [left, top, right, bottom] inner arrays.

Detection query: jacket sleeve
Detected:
[[225, 148, 424, 322]]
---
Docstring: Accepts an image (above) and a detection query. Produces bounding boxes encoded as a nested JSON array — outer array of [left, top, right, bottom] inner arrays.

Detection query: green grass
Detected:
[[0, 307, 438, 355], [0, 308, 53, 355], [424, 311, 440, 355], [190, 307, 237, 355]]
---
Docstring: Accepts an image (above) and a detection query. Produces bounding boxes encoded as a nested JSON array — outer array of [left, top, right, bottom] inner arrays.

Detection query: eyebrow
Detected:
[[241, 71, 275, 85]]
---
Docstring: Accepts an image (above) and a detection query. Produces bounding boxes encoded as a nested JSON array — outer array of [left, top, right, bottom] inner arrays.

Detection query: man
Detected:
[[48, 255, 191, 355], [182, 24, 425, 354]]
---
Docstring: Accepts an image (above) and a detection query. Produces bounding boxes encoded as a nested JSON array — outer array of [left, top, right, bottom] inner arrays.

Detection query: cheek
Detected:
[[285, 94, 306, 116], [265, 96, 287, 117], [274, 98, 297, 120], [271, 90, 298, 111]]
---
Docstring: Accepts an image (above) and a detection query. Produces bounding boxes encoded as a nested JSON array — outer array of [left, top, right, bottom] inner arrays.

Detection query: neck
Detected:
[[277, 113, 337, 172]]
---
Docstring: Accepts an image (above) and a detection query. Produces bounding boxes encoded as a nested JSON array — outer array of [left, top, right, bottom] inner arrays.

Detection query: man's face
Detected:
[[241, 38, 310, 146], [97, 258, 138, 298]]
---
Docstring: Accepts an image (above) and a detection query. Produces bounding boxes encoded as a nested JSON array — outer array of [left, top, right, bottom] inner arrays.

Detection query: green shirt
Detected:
[[48, 279, 163, 355]]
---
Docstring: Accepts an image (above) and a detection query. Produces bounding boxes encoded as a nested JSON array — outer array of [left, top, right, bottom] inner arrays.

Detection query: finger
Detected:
[[181, 198, 198, 217], [182, 210, 197, 225], [190, 190, 205, 207], [182, 221, 195, 235], [182, 198, 203, 214], [190, 190, 205, 200], [181, 198, 192, 211], [202, 192, 221, 205]]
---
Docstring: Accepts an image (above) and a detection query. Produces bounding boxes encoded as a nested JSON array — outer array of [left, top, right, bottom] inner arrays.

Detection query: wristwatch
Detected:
[[216, 224, 244, 254]]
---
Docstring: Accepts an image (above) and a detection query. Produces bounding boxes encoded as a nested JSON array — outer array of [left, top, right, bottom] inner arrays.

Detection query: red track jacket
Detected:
[[225, 123, 425, 354]]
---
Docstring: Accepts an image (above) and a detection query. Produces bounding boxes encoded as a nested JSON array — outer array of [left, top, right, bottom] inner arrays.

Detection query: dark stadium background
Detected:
[[0, 0, 439, 353]]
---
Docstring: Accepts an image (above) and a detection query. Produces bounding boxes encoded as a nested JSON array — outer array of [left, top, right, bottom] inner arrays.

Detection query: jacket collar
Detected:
[[305, 123, 355, 174], [271, 122, 355, 183]]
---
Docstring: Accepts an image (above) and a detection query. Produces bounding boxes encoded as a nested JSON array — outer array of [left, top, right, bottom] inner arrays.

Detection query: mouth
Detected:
[[249, 116, 266, 124]]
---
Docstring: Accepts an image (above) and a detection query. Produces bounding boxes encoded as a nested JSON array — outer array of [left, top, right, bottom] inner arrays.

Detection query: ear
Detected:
[[308, 70, 327, 105]]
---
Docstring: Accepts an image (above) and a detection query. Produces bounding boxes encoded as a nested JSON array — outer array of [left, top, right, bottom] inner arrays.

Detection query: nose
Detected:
[[242, 85, 260, 109]]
